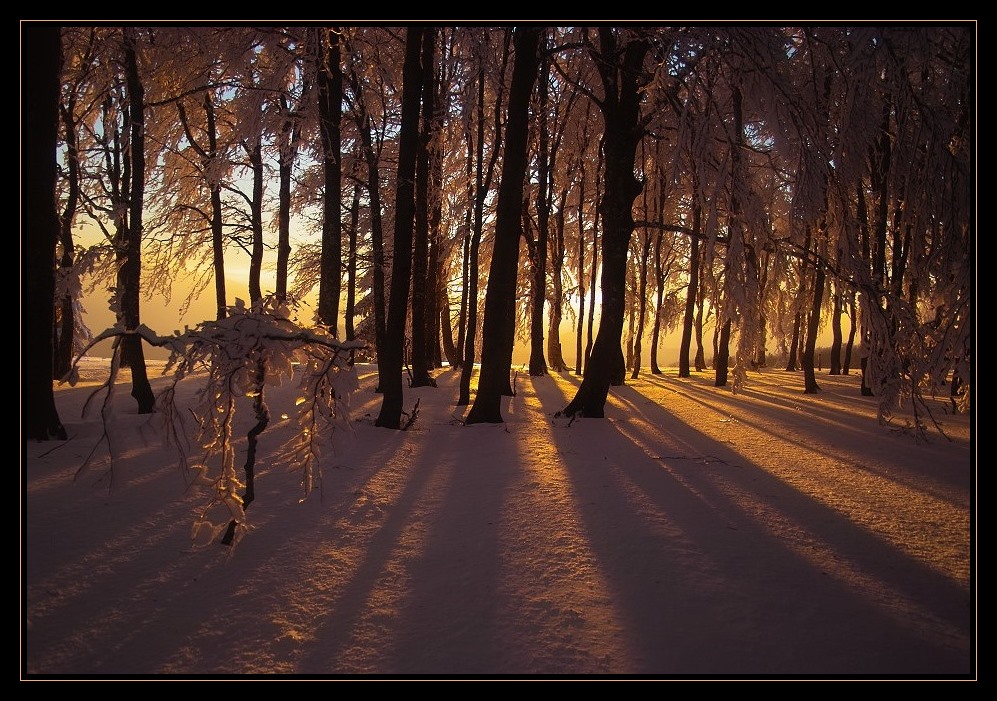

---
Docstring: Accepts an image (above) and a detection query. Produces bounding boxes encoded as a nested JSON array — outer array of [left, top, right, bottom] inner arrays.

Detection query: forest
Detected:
[[23, 23, 973, 451]]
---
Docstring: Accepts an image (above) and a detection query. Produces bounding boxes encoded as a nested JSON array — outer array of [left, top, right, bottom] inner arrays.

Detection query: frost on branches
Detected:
[[68, 296, 365, 546]]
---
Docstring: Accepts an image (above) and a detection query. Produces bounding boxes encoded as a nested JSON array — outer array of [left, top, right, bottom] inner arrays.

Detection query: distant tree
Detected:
[[24, 22, 67, 441]]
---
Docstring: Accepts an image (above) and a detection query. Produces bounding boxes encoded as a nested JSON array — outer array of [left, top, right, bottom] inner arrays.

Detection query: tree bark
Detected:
[[120, 26, 155, 414], [528, 35, 549, 377], [247, 141, 264, 305], [54, 80, 82, 380], [24, 22, 67, 440], [630, 232, 652, 380], [714, 318, 731, 387], [410, 27, 438, 388], [829, 279, 843, 375], [466, 26, 541, 424], [316, 27, 343, 336], [678, 219, 700, 377], [376, 26, 424, 428], [560, 30, 648, 418], [459, 31, 509, 405], [803, 254, 825, 394]]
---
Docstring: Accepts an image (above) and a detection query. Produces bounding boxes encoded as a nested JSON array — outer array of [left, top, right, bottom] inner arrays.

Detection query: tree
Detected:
[[375, 26, 425, 429], [316, 27, 344, 336], [465, 26, 541, 424], [117, 26, 156, 413], [23, 22, 67, 441], [559, 28, 649, 418], [410, 27, 439, 388], [458, 29, 510, 406]]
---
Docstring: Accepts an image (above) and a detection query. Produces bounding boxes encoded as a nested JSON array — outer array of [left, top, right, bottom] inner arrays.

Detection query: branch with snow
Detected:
[[65, 296, 366, 546]]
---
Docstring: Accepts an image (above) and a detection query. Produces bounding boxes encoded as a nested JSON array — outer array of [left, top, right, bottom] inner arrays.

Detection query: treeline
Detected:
[[25, 24, 973, 440]]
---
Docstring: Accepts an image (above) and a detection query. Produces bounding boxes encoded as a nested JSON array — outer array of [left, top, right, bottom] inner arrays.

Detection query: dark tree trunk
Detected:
[[120, 27, 155, 414], [584, 142, 603, 374], [177, 92, 227, 320], [441, 299, 459, 367], [345, 163, 361, 341], [679, 226, 700, 377], [649, 231, 665, 375], [693, 281, 706, 371], [247, 141, 265, 305], [575, 159, 586, 376], [829, 280, 843, 375], [363, 118, 387, 369], [560, 31, 648, 418], [410, 27, 437, 388], [547, 185, 569, 373], [714, 318, 731, 387], [23, 23, 67, 440], [528, 35, 549, 377], [456, 132, 473, 370], [842, 291, 856, 374], [803, 256, 825, 394], [347, 65, 387, 372], [205, 95, 226, 321], [466, 26, 540, 423], [786, 226, 812, 372], [376, 26, 425, 428], [459, 31, 510, 405], [276, 112, 295, 302], [55, 85, 80, 380], [317, 26, 343, 336], [786, 306, 802, 371], [630, 232, 652, 380]]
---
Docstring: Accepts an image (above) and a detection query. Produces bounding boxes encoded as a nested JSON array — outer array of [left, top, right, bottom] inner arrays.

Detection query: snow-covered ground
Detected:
[[23, 359, 974, 679]]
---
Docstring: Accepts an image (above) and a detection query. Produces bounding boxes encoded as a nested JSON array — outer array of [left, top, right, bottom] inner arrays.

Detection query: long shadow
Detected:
[[536, 376, 972, 677], [639, 372, 971, 506], [374, 421, 512, 674]]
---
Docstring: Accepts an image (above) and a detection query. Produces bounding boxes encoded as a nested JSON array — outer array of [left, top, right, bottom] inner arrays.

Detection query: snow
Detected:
[[23, 357, 975, 680]]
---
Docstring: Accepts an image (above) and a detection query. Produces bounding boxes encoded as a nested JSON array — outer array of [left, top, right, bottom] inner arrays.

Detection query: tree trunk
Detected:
[[842, 291, 856, 374], [177, 92, 227, 320], [714, 317, 731, 387], [803, 256, 825, 394], [376, 26, 425, 428], [205, 95, 226, 321], [23, 23, 67, 440], [679, 227, 700, 377], [575, 165, 586, 376], [410, 27, 437, 388], [693, 286, 706, 372], [528, 37, 549, 378], [459, 31, 510, 405], [630, 232, 652, 380], [247, 141, 264, 305], [276, 107, 296, 302], [316, 26, 343, 336], [649, 230, 665, 375], [560, 31, 648, 418], [120, 27, 155, 414], [55, 86, 80, 381], [829, 280, 843, 375], [547, 185, 569, 372], [466, 26, 540, 423], [345, 162, 361, 341], [441, 300, 459, 367]]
